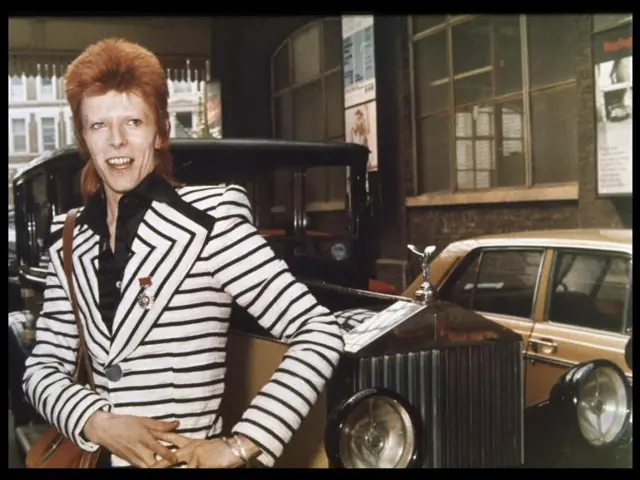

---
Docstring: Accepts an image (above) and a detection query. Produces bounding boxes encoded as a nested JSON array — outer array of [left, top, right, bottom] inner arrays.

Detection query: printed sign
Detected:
[[593, 23, 633, 196], [342, 15, 376, 109]]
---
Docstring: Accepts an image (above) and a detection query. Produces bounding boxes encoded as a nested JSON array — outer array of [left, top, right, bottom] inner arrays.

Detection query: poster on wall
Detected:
[[342, 15, 376, 109], [345, 101, 378, 172], [593, 23, 632, 196]]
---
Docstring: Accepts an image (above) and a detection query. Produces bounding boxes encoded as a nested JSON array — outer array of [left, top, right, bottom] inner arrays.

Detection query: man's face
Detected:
[[81, 90, 160, 201]]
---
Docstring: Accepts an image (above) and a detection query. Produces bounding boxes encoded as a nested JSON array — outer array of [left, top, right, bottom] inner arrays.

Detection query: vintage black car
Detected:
[[10, 138, 531, 468]]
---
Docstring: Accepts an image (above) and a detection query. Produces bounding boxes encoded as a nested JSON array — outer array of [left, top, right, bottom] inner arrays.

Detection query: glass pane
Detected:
[[323, 18, 343, 71], [325, 71, 344, 139], [417, 114, 451, 193], [293, 81, 323, 141], [593, 14, 632, 32], [412, 15, 446, 34], [273, 44, 290, 92], [549, 251, 629, 333], [42, 118, 56, 150], [457, 170, 475, 190], [493, 15, 523, 95], [454, 71, 492, 106], [414, 30, 449, 115], [472, 249, 544, 318], [452, 16, 491, 75], [293, 24, 321, 84], [527, 15, 579, 89], [327, 166, 347, 202], [274, 92, 293, 140], [531, 85, 578, 184], [496, 99, 526, 187], [306, 167, 327, 203]]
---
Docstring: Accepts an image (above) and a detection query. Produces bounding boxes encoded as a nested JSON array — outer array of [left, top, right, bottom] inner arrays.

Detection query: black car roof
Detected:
[[13, 138, 370, 185]]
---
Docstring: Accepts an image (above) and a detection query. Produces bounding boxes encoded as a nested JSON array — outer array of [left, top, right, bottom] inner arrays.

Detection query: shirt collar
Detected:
[[81, 172, 177, 236]]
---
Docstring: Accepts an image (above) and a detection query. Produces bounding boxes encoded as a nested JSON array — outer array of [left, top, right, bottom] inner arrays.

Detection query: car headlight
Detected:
[[325, 388, 421, 468], [551, 360, 632, 448], [577, 365, 630, 446]]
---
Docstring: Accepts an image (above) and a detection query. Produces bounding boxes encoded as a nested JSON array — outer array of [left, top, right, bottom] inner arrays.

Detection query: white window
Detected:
[[66, 115, 75, 146], [9, 75, 25, 102], [171, 80, 192, 94], [41, 117, 57, 151], [38, 75, 56, 101], [11, 118, 28, 153]]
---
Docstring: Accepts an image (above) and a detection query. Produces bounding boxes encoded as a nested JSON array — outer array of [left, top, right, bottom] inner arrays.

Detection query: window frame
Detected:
[[37, 75, 57, 101], [544, 247, 633, 335], [270, 18, 347, 212], [438, 245, 547, 321], [9, 74, 26, 103], [39, 116, 58, 153], [407, 14, 580, 206], [10, 115, 30, 155]]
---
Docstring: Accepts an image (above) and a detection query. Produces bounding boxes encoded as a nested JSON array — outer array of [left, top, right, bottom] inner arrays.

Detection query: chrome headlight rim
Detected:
[[324, 387, 422, 469], [552, 359, 632, 449]]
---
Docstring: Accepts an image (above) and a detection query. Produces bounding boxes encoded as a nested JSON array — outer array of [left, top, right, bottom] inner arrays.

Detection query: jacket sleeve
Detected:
[[22, 215, 112, 452], [208, 185, 345, 467]]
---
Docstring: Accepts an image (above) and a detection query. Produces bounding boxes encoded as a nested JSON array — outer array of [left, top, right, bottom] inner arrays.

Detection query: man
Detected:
[[22, 37, 345, 468]]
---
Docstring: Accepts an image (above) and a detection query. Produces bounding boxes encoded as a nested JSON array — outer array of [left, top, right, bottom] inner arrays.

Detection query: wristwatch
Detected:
[[222, 436, 265, 468]]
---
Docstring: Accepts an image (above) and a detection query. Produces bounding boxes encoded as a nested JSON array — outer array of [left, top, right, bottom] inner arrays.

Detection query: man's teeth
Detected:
[[107, 157, 134, 166]]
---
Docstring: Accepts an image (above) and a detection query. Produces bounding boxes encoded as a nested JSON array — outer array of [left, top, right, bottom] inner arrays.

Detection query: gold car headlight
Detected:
[[576, 365, 630, 446], [325, 388, 421, 468]]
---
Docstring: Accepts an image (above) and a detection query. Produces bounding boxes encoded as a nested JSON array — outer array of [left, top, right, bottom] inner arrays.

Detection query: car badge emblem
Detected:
[[407, 244, 437, 305]]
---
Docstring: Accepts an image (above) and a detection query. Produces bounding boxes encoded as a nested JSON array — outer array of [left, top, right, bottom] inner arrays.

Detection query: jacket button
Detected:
[[105, 364, 123, 382]]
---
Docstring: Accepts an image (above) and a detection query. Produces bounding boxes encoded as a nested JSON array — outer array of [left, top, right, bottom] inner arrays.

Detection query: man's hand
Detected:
[[149, 433, 261, 468], [83, 410, 185, 468]]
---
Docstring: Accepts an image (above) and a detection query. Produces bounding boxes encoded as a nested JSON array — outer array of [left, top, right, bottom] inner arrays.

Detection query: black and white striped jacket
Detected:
[[22, 184, 345, 467]]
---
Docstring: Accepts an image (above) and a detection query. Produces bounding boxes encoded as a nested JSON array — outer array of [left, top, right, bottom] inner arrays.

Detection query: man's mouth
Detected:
[[106, 157, 134, 169]]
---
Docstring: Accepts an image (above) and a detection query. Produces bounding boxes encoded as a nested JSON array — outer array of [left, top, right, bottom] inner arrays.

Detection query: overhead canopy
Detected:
[[9, 51, 210, 82]]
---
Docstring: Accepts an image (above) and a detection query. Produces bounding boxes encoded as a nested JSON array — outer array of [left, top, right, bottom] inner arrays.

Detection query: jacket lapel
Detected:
[[107, 200, 212, 365], [50, 222, 111, 364]]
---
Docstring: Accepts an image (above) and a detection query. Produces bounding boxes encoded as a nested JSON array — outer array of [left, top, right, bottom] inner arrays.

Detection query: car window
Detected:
[[547, 250, 630, 333], [440, 248, 544, 319]]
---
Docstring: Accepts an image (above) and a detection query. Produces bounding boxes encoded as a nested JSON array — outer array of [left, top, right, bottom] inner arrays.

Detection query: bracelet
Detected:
[[222, 436, 251, 468]]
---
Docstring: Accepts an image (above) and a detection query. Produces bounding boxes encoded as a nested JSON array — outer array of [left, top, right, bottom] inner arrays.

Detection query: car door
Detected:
[[438, 246, 548, 406], [526, 248, 632, 405]]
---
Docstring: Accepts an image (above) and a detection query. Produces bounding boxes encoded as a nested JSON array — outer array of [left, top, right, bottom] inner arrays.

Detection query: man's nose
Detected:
[[109, 126, 127, 148]]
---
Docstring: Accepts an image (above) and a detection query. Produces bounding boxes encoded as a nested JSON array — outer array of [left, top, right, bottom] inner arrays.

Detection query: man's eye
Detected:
[[128, 119, 142, 127]]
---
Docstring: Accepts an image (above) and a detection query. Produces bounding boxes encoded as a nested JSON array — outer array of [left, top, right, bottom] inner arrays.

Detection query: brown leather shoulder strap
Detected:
[[63, 209, 96, 391]]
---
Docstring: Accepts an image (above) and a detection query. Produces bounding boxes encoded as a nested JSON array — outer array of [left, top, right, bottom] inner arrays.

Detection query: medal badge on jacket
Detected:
[[137, 277, 155, 310]]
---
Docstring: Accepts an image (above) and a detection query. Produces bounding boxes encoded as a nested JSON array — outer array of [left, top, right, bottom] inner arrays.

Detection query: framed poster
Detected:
[[345, 100, 378, 172], [593, 23, 633, 197], [342, 15, 376, 109]]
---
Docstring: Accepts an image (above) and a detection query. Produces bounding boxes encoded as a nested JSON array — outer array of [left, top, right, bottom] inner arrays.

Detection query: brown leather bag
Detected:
[[26, 209, 102, 468]]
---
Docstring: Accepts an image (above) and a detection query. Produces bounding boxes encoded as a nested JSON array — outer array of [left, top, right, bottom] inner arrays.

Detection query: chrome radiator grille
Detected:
[[353, 341, 523, 468]]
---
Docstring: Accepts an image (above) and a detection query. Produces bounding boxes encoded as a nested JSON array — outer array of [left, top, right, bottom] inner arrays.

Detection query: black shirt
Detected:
[[82, 173, 169, 334]]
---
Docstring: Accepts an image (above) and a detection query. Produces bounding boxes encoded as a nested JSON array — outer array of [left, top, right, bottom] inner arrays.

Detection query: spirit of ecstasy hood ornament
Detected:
[[407, 244, 437, 304]]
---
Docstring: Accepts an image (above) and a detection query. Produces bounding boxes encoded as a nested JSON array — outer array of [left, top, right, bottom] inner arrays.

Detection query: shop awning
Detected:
[[9, 50, 211, 82]]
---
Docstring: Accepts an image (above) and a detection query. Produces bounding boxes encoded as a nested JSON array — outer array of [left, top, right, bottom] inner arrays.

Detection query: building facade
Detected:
[[212, 14, 633, 290], [8, 75, 203, 208]]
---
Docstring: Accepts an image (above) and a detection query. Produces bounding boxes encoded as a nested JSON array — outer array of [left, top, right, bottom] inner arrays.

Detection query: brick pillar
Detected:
[[372, 16, 411, 292]]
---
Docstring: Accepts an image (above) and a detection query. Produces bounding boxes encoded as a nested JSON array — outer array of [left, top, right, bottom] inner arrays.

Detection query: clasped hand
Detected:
[[84, 410, 251, 468]]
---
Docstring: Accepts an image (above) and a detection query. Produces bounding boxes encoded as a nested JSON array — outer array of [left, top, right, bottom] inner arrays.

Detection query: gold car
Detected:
[[404, 229, 633, 406]]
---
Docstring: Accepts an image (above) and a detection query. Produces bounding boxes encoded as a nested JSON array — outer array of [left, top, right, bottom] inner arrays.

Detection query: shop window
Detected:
[[410, 14, 579, 196], [271, 17, 346, 209]]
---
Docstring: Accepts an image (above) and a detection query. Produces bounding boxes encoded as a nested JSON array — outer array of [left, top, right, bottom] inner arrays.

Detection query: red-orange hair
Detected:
[[65, 37, 180, 200]]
